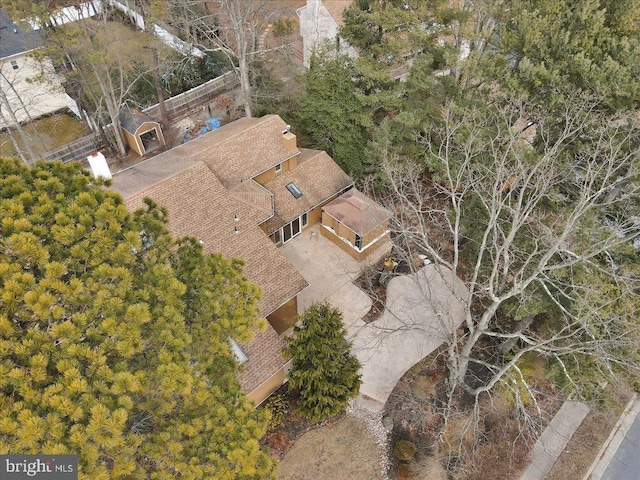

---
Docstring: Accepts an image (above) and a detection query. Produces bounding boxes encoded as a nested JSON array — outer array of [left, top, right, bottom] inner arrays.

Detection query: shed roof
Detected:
[[322, 188, 391, 236], [261, 149, 353, 234], [180, 115, 298, 187], [119, 106, 158, 134], [0, 10, 42, 59]]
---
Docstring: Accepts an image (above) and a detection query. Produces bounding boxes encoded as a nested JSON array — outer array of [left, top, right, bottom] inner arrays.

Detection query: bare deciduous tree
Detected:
[[381, 98, 640, 413], [152, 0, 286, 118]]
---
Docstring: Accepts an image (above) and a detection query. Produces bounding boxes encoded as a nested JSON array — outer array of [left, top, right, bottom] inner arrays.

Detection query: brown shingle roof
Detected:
[[322, 188, 391, 235], [113, 161, 308, 394], [228, 180, 274, 223], [113, 161, 308, 317], [261, 149, 353, 234], [179, 115, 298, 187], [237, 325, 287, 394], [323, 0, 353, 28]]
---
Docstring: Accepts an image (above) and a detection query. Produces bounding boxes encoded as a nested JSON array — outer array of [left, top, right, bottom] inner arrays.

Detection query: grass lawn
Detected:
[[0, 113, 88, 158]]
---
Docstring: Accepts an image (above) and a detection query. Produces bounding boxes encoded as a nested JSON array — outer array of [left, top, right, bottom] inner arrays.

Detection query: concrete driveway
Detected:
[[279, 224, 390, 336], [280, 225, 467, 412], [351, 265, 467, 412]]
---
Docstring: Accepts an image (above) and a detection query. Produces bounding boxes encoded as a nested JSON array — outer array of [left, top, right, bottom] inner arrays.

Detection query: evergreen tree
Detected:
[[494, 0, 640, 110], [295, 46, 397, 179], [285, 302, 361, 423], [0, 158, 274, 479]]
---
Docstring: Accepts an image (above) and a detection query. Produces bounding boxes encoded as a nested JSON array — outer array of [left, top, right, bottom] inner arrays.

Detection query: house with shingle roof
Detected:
[[0, 9, 68, 128], [110, 114, 390, 404]]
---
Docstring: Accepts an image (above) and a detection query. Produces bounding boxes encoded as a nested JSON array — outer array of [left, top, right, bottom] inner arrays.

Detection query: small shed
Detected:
[[119, 106, 165, 156], [321, 189, 392, 260]]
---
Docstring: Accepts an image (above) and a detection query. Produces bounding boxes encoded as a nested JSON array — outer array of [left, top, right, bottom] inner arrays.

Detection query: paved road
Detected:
[[601, 413, 640, 480]]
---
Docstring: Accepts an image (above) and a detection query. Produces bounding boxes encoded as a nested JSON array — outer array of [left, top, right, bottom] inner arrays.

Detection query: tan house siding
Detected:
[[266, 296, 299, 334], [322, 211, 353, 241], [247, 368, 285, 405], [321, 213, 390, 260], [282, 132, 297, 153], [321, 226, 380, 261], [121, 128, 139, 154], [362, 220, 389, 246], [252, 155, 299, 185], [307, 203, 323, 227]]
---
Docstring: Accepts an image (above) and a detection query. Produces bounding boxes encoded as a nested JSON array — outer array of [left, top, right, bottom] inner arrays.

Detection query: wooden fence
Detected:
[[38, 71, 238, 163], [143, 71, 238, 120], [39, 132, 102, 163]]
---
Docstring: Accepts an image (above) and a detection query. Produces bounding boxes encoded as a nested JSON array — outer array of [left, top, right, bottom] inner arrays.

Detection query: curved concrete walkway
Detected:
[[279, 226, 468, 413], [352, 265, 468, 412]]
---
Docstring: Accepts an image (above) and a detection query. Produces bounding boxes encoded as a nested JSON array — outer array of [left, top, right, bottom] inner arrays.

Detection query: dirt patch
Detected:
[[277, 413, 388, 480], [260, 387, 389, 479]]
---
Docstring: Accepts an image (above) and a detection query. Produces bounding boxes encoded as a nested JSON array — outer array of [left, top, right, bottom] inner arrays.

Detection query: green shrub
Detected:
[[272, 18, 294, 38], [285, 302, 362, 423], [264, 391, 288, 430], [394, 439, 417, 461]]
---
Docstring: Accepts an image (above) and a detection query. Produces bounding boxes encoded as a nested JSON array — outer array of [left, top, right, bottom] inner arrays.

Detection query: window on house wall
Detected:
[[302, 212, 308, 227], [10, 60, 18, 70], [273, 230, 281, 245], [286, 182, 302, 199], [275, 163, 282, 173], [292, 217, 300, 237], [355, 234, 362, 250]]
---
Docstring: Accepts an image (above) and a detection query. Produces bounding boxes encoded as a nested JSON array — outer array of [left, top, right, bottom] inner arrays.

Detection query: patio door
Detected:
[[281, 216, 303, 244], [283, 223, 292, 243]]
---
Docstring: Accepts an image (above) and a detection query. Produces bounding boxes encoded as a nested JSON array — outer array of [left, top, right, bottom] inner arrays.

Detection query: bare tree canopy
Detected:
[[152, 0, 267, 117], [382, 96, 640, 410]]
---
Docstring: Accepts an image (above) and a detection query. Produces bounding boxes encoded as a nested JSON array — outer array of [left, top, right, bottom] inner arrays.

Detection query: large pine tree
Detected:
[[285, 302, 361, 423], [0, 158, 274, 479]]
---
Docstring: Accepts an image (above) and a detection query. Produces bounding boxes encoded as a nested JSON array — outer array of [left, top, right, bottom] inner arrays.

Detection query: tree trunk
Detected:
[[0, 86, 36, 163], [150, 48, 168, 125], [239, 57, 252, 118]]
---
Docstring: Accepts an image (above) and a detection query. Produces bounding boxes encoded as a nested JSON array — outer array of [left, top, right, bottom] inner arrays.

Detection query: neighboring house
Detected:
[[297, 0, 357, 67], [0, 10, 68, 128], [109, 114, 389, 405]]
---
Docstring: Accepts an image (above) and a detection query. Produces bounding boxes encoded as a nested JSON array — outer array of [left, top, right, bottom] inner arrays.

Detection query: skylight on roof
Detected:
[[286, 182, 303, 199]]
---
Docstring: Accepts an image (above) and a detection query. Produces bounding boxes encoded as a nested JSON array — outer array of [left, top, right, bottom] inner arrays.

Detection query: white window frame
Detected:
[[275, 163, 282, 173], [355, 233, 362, 250], [229, 339, 248, 364], [277, 214, 307, 245]]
